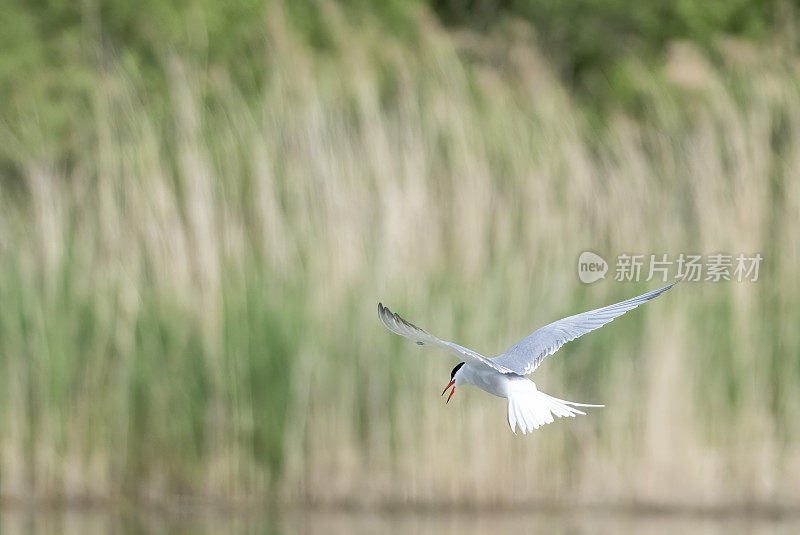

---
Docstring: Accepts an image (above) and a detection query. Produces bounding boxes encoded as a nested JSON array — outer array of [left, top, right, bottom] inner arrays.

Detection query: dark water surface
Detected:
[[2, 508, 798, 534]]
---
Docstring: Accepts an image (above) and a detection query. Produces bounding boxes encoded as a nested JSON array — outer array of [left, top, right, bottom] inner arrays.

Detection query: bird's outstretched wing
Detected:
[[378, 303, 516, 375], [493, 283, 675, 376]]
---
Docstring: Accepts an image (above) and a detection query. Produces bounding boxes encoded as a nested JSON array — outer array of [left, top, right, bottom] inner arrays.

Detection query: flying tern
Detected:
[[378, 283, 675, 434]]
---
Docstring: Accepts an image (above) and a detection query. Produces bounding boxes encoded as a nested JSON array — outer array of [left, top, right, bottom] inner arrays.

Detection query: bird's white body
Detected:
[[379, 282, 676, 434], [456, 364, 509, 398], [455, 363, 600, 433]]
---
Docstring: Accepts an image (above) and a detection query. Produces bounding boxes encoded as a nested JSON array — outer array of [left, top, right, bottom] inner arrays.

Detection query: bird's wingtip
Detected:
[[672, 271, 690, 285]]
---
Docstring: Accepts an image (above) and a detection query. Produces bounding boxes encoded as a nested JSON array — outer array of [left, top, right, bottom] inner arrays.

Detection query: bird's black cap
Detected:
[[450, 362, 464, 379]]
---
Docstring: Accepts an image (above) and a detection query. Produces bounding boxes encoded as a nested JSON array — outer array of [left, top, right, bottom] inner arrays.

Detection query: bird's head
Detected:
[[442, 362, 464, 403]]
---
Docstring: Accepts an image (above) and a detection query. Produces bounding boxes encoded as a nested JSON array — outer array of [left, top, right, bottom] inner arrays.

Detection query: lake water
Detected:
[[1, 508, 798, 534]]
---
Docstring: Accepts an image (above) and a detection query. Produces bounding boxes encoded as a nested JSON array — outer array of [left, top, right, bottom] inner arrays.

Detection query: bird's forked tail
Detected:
[[507, 383, 603, 435]]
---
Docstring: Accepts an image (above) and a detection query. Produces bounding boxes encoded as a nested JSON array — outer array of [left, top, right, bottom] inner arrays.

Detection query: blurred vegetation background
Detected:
[[0, 0, 799, 510]]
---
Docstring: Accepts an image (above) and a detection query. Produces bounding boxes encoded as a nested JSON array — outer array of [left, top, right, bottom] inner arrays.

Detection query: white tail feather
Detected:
[[506, 384, 603, 435]]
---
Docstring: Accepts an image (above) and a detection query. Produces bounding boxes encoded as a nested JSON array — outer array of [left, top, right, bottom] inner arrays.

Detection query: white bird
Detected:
[[378, 283, 675, 434]]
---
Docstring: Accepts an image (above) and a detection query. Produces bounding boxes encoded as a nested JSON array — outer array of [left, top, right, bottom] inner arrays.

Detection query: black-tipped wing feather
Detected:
[[378, 303, 515, 375]]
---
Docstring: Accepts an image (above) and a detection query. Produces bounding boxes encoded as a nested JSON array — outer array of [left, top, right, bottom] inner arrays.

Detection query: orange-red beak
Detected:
[[442, 379, 456, 403]]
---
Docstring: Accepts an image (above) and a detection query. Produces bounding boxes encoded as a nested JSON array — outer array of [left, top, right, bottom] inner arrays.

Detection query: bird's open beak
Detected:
[[442, 379, 456, 403]]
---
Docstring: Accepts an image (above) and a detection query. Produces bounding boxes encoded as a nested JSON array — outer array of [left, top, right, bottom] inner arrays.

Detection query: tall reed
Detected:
[[0, 5, 797, 508]]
